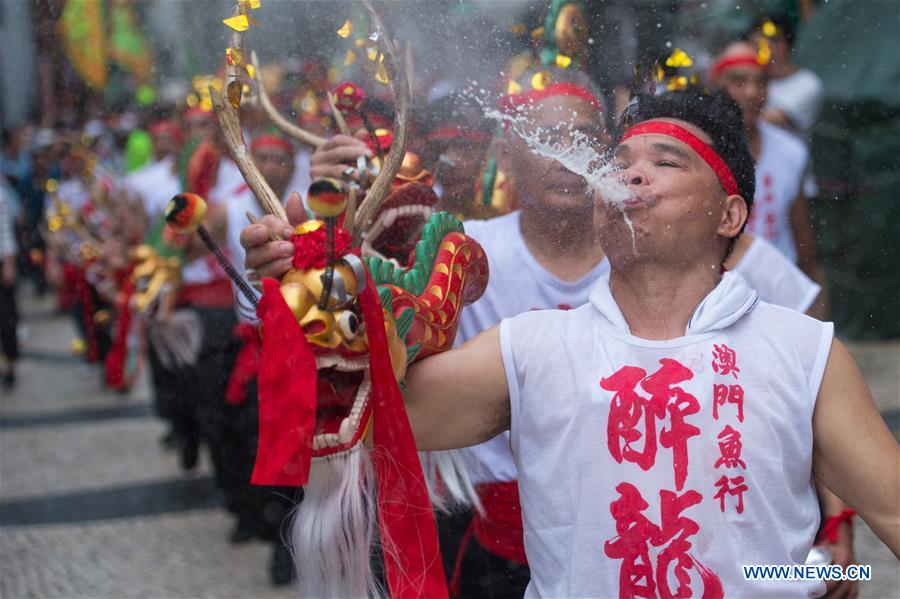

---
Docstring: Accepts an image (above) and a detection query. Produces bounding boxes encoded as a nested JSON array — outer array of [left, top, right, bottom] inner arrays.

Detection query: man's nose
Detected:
[[621, 168, 645, 186]]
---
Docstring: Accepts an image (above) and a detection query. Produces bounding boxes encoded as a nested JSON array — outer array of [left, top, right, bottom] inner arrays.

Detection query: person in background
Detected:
[[124, 119, 184, 221], [749, 13, 823, 140], [709, 40, 828, 319], [249, 70, 826, 597], [421, 94, 494, 219], [0, 179, 20, 389], [220, 134, 299, 586]]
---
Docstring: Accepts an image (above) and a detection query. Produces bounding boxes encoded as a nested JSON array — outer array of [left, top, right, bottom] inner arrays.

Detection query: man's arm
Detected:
[[812, 338, 900, 558], [404, 326, 510, 452]]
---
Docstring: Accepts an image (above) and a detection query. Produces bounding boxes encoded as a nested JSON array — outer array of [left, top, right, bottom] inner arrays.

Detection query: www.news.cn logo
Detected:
[[743, 564, 872, 581]]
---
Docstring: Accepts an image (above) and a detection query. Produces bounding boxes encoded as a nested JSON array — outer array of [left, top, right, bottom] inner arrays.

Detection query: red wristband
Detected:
[[816, 509, 856, 544]]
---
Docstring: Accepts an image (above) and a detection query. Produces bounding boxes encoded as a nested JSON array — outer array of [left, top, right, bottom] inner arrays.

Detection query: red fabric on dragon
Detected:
[[225, 322, 261, 406], [250, 277, 318, 487], [360, 275, 450, 599]]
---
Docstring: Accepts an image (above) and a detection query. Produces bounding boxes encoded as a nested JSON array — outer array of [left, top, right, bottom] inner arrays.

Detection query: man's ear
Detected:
[[492, 136, 513, 174], [718, 194, 748, 240]]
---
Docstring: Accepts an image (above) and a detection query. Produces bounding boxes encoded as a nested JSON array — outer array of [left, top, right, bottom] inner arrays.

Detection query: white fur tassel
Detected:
[[290, 444, 384, 598], [420, 450, 483, 516]]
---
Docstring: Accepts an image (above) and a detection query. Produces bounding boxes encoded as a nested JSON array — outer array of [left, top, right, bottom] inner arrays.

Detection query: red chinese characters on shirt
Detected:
[[711, 344, 750, 516], [602, 358, 701, 491], [604, 483, 724, 599], [714, 425, 746, 470], [713, 475, 748, 514], [711, 344, 740, 378], [712, 383, 744, 422]]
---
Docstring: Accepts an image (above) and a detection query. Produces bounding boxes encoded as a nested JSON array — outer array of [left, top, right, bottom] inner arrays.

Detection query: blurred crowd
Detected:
[[0, 4, 868, 595]]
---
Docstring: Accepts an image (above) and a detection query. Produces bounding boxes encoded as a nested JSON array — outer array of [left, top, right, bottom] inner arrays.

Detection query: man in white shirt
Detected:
[[710, 40, 828, 319], [123, 120, 183, 220], [399, 90, 899, 596], [241, 88, 899, 595], [749, 14, 824, 140]]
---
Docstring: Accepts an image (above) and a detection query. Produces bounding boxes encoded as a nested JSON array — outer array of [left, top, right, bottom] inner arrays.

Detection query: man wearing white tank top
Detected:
[[448, 86, 826, 596], [253, 71, 835, 595], [400, 91, 898, 596]]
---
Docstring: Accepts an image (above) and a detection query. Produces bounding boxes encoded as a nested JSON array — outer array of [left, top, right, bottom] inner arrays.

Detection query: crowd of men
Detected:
[[1, 8, 896, 597]]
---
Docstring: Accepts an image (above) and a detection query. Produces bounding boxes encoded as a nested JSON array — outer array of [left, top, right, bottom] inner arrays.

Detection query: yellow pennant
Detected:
[[223, 14, 253, 32], [337, 19, 353, 38], [665, 48, 693, 68], [531, 70, 550, 91]]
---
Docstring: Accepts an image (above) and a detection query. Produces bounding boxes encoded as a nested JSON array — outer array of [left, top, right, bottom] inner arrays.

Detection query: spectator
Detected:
[[749, 13, 823, 140], [0, 179, 19, 389]]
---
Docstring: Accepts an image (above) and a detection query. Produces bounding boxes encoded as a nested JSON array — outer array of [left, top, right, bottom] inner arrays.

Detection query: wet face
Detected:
[[714, 43, 767, 127], [186, 113, 217, 141], [254, 146, 294, 198], [437, 138, 489, 207], [596, 118, 746, 267], [496, 94, 609, 212], [152, 132, 180, 161]]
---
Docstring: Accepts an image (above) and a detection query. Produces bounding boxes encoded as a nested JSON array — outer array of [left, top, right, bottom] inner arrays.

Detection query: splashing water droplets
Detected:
[[465, 86, 639, 252]]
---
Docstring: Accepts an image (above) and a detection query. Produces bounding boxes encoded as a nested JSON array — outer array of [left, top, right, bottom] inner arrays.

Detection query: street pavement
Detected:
[[1, 290, 898, 598]]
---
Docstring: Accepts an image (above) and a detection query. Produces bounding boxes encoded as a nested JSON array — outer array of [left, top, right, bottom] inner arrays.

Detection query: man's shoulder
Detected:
[[759, 122, 808, 166], [506, 301, 593, 335], [786, 69, 823, 94], [745, 298, 825, 335], [461, 210, 519, 241]]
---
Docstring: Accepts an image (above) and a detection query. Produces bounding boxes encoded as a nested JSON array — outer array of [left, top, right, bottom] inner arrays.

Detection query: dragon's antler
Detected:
[[213, 1, 287, 221], [211, 84, 287, 221], [250, 51, 327, 148], [351, 0, 411, 243]]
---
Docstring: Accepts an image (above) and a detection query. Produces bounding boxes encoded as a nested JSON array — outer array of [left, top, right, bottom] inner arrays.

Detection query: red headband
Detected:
[[149, 121, 184, 143], [499, 82, 604, 115], [426, 126, 492, 143], [251, 135, 294, 158], [710, 55, 764, 79], [621, 120, 740, 197], [184, 107, 215, 121]]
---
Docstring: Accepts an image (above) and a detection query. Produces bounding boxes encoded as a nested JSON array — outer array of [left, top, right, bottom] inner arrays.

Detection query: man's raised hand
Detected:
[[240, 192, 307, 280]]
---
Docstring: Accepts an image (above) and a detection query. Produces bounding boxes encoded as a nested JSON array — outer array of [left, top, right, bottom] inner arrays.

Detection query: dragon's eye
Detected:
[[338, 311, 360, 339]]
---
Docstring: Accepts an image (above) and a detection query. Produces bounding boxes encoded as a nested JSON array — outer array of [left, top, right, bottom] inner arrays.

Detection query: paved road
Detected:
[[1, 291, 898, 598]]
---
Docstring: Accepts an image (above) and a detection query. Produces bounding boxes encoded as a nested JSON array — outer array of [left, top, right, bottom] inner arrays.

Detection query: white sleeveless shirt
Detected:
[[501, 272, 833, 597], [746, 122, 808, 263], [456, 213, 819, 486]]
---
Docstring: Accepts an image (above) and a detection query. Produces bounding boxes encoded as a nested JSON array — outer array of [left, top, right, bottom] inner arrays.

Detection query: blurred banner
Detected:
[[57, 0, 153, 92]]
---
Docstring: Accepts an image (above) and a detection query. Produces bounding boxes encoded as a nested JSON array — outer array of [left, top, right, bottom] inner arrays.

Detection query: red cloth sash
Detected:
[[472, 481, 528, 564], [449, 481, 527, 597], [76, 267, 99, 363], [104, 278, 134, 390], [176, 278, 234, 308], [225, 322, 261, 405]]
